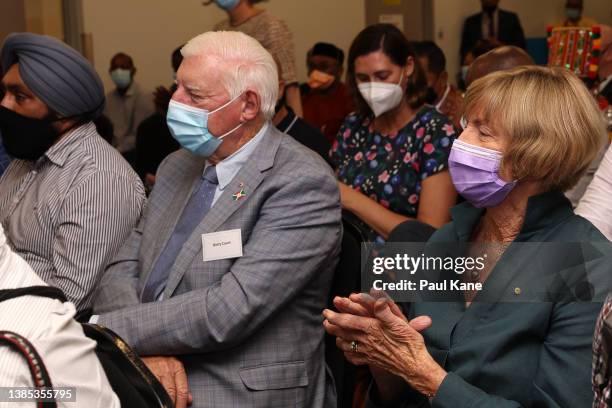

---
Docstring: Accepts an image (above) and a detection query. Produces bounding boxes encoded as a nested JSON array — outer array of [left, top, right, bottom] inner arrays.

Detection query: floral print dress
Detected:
[[330, 106, 456, 242]]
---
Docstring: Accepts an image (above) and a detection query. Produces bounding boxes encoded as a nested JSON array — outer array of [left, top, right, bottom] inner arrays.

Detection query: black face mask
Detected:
[[0, 106, 62, 161], [424, 87, 438, 105]]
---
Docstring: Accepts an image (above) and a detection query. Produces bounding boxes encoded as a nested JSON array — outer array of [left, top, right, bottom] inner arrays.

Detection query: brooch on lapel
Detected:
[[232, 182, 247, 201]]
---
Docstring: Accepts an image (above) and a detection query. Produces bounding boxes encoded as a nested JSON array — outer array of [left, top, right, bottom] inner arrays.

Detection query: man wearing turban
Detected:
[[0, 33, 146, 313]]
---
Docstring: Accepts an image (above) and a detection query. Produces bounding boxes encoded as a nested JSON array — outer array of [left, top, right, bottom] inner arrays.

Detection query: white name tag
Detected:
[[202, 229, 243, 262]]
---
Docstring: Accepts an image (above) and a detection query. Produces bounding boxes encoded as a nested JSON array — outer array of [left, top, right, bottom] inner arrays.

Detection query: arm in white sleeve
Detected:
[[576, 143, 612, 240]]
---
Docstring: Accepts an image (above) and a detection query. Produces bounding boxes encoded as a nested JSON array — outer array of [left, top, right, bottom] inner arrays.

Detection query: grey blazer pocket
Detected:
[[239, 361, 309, 390]]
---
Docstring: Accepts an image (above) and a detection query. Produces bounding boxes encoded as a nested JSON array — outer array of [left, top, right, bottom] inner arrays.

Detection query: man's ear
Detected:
[[241, 89, 261, 121], [131, 67, 137, 77]]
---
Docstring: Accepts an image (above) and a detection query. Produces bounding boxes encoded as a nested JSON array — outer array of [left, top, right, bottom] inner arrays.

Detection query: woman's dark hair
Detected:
[[347, 24, 427, 117]]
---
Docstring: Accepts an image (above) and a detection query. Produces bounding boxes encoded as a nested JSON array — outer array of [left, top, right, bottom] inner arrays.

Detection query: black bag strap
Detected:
[[0, 331, 56, 408], [0, 286, 67, 303]]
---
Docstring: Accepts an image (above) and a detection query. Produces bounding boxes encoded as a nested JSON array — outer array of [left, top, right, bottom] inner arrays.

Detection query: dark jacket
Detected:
[[369, 191, 609, 407], [134, 112, 179, 180], [276, 106, 332, 167], [460, 9, 526, 60]]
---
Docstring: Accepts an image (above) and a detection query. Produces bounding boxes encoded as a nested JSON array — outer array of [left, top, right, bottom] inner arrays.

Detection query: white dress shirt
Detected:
[[576, 143, 612, 240], [481, 9, 498, 39], [209, 122, 269, 205], [0, 225, 120, 407]]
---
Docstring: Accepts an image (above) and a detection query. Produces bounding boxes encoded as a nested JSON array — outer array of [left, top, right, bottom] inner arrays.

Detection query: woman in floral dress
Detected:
[[330, 24, 457, 242]]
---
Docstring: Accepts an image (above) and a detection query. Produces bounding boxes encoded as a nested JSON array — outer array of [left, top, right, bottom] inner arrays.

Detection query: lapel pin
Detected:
[[232, 188, 247, 201]]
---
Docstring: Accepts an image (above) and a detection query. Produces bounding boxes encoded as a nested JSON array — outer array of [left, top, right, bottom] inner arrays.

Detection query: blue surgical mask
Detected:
[[461, 65, 469, 83], [110, 68, 132, 89], [166, 96, 243, 157], [214, 0, 240, 10]]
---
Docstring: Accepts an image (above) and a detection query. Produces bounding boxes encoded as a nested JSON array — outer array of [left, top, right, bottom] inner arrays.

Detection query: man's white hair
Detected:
[[181, 31, 278, 120]]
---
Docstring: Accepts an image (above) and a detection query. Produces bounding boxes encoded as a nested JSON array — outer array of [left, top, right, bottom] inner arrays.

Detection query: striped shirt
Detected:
[[0, 122, 146, 311]]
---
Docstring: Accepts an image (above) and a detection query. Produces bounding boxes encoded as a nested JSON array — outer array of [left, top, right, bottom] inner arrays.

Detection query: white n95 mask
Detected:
[[358, 71, 405, 117]]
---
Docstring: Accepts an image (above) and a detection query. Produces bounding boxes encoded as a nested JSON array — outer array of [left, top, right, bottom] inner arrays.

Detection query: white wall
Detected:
[[82, 0, 223, 94], [82, 0, 365, 95], [1, 0, 63, 43], [24, 0, 64, 40], [0, 0, 26, 43], [433, 0, 478, 84], [433, 0, 612, 84]]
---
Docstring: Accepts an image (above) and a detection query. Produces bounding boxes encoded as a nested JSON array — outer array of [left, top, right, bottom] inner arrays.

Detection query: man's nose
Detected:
[[170, 88, 189, 105], [0, 94, 14, 110]]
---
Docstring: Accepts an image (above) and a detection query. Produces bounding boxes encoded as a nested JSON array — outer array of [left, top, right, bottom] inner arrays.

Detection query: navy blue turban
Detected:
[[1, 32, 105, 119]]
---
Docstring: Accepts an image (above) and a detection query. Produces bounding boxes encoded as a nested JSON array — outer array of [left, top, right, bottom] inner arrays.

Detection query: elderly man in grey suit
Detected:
[[92, 30, 341, 408]]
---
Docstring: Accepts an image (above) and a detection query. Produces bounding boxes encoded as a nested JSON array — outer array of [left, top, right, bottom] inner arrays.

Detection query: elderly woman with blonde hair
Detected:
[[324, 66, 610, 407]]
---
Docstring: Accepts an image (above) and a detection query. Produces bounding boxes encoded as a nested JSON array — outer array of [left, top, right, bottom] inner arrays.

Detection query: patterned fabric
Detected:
[[215, 11, 297, 84], [593, 293, 612, 408], [141, 166, 218, 302], [0, 122, 146, 311], [94, 126, 341, 407], [330, 106, 456, 242]]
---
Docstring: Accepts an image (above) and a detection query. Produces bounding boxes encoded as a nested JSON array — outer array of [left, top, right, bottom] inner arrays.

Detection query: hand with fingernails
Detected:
[[322, 292, 447, 400]]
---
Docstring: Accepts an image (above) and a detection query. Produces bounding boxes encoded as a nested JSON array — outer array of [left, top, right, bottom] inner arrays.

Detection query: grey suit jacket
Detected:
[[93, 124, 342, 407]]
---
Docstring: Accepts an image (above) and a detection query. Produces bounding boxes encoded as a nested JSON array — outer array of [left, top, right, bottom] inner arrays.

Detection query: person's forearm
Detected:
[[576, 144, 612, 240], [345, 191, 411, 239], [285, 85, 303, 117]]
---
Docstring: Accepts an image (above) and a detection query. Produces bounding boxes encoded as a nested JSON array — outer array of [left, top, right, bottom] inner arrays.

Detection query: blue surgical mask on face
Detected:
[[110, 68, 132, 89], [214, 0, 240, 10], [461, 65, 469, 83], [166, 95, 244, 157]]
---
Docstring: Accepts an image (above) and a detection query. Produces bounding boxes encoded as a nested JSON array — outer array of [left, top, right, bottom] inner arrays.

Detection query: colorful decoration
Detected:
[[547, 25, 602, 79]]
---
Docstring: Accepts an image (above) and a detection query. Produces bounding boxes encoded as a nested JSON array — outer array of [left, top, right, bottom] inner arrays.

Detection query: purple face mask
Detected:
[[448, 139, 517, 208]]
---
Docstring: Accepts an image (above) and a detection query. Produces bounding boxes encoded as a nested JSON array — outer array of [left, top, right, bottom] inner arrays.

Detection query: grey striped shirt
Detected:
[[0, 122, 146, 311]]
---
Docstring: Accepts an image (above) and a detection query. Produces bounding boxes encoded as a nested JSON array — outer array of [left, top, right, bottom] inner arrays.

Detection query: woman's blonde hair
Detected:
[[464, 66, 606, 192]]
